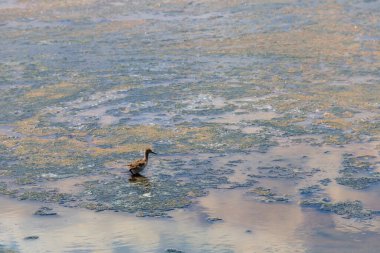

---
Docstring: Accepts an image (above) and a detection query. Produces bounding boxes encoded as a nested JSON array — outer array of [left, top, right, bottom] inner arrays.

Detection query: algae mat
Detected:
[[0, 0, 379, 252]]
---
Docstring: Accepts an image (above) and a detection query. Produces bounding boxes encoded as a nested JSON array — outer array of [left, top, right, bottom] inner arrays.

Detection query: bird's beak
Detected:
[[151, 151, 157, 155]]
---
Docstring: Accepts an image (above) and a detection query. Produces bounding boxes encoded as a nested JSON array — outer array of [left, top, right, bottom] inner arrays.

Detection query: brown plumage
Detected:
[[128, 148, 157, 175]]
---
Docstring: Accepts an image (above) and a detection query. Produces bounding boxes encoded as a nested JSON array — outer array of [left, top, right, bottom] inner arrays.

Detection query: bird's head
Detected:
[[145, 148, 157, 155]]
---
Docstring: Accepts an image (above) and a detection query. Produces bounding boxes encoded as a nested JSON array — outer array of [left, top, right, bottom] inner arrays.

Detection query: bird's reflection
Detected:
[[128, 174, 151, 188]]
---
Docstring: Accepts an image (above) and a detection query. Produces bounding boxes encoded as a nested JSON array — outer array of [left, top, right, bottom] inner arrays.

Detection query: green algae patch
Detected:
[[247, 187, 291, 203], [319, 178, 332, 186], [73, 157, 233, 216], [34, 206, 57, 216], [336, 154, 380, 190], [80, 177, 203, 216], [255, 84, 380, 144], [321, 134, 359, 146], [15, 177, 35, 186], [335, 177, 380, 190], [250, 187, 273, 196], [23, 82, 83, 101], [299, 185, 323, 195], [301, 199, 378, 220], [256, 117, 309, 137], [251, 166, 320, 179], [356, 119, 380, 137], [0, 182, 17, 197], [18, 190, 74, 204]]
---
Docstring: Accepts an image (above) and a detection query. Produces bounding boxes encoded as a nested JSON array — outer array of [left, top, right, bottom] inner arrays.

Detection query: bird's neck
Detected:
[[144, 152, 149, 161]]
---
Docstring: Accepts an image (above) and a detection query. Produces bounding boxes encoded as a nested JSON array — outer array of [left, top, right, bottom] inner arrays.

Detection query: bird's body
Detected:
[[128, 148, 156, 175], [128, 158, 147, 174]]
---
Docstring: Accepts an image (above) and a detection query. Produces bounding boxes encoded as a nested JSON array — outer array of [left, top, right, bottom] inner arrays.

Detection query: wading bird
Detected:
[[128, 148, 157, 175]]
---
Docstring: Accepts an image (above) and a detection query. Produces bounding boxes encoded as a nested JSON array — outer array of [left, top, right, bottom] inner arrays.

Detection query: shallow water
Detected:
[[0, 0, 379, 252], [1, 191, 380, 253]]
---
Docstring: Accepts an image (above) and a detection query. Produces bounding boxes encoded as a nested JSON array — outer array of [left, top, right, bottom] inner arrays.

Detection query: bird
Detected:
[[128, 148, 157, 175]]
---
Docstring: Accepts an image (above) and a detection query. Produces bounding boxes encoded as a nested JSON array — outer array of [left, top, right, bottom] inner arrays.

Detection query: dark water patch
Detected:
[[165, 248, 184, 253], [23, 236, 39, 240], [206, 217, 223, 223]]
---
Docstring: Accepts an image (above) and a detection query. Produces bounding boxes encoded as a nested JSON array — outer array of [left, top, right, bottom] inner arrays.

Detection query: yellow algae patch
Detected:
[[24, 82, 82, 100], [0, 0, 98, 21], [92, 125, 181, 146], [104, 160, 130, 170], [323, 132, 360, 145], [2, 133, 143, 168], [264, 84, 379, 114], [185, 126, 216, 143], [323, 135, 345, 145], [89, 144, 147, 156], [1, 122, 219, 168], [264, 95, 320, 114], [109, 83, 138, 92], [92, 125, 216, 153], [315, 118, 352, 130], [185, 30, 360, 59], [283, 2, 367, 43], [18, 0, 97, 9], [323, 111, 354, 119], [155, 0, 297, 9], [355, 120, 380, 137], [13, 114, 43, 135], [3, 136, 89, 167], [65, 20, 146, 38], [13, 113, 68, 136], [312, 85, 379, 110], [0, 135, 10, 145], [95, 20, 146, 34], [174, 2, 366, 60], [268, 96, 313, 114]]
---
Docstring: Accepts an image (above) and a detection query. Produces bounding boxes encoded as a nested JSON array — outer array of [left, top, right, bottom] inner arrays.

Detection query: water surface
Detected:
[[0, 0, 379, 252]]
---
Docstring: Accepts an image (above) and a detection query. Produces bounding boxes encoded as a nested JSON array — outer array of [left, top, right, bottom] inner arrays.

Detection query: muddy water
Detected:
[[0, 0, 380, 252]]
